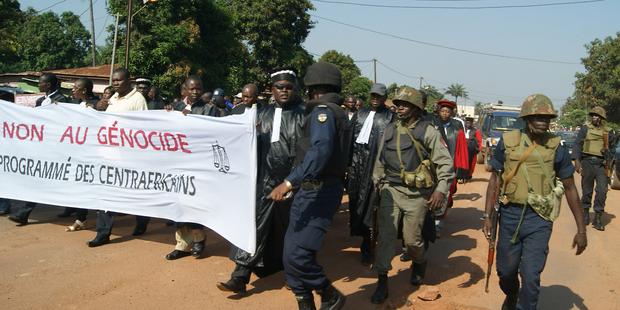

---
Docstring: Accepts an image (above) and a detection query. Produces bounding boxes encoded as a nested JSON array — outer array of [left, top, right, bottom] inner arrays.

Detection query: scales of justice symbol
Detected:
[[212, 141, 230, 173]]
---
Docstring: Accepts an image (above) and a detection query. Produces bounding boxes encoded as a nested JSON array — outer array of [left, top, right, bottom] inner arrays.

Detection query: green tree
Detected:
[[445, 83, 468, 104], [225, 0, 314, 87], [319, 50, 361, 92], [107, 0, 238, 97], [3, 8, 91, 73], [572, 32, 620, 123], [345, 76, 373, 103], [0, 0, 23, 72], [474, 101, 485, 117], [558, 108, 587, 129]]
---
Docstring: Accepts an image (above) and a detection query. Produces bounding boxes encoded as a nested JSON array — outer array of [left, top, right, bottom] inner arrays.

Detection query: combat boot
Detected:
[[295, 294, 316, 310], [410, 262, 427, 286], [583, 209, 590, 225], [370, 274, 388, 304], [501, 293, 518, 310], [317, 284, 345, 310], [593, 212, 605, 231]]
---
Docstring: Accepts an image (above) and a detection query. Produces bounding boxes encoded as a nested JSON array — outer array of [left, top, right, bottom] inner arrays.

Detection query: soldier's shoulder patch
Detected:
[[318, 113, 328, 123]]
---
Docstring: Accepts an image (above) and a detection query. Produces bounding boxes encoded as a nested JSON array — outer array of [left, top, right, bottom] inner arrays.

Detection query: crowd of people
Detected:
[[0, 62, 609, 310]]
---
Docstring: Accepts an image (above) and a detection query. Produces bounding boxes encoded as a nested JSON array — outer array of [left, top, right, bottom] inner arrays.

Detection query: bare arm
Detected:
[[562, 176, 587, 255]]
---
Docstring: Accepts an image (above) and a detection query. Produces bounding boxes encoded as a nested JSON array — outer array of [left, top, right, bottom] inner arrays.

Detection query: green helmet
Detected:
[[589, 106, 606, 120], [519, 94, 557, 118], [393, 86, 424, 110]]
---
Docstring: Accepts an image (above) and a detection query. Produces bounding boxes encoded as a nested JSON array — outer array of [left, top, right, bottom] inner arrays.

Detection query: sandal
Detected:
[[65, 220, 86, 232]]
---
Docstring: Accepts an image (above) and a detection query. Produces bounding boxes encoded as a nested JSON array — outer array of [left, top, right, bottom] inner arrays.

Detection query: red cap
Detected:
[[437, 99, 457, 109]]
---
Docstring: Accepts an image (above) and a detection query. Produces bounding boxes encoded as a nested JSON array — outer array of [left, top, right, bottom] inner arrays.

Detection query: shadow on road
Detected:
[[538, 285, 588, 310], [602, 211, 616, 226], [454, 193, 482, 201]]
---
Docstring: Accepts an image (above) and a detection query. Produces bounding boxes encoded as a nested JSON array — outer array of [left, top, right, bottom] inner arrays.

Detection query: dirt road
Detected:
[[1, 168, 619, 309]]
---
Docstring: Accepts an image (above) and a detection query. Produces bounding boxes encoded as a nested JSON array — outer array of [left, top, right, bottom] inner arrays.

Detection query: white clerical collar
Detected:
[[46, 89, 58, 98]]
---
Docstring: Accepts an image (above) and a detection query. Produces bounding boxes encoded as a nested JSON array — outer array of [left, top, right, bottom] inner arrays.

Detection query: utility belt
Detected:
[[581, 154, 604, 162], [300, 177, 341, 191]]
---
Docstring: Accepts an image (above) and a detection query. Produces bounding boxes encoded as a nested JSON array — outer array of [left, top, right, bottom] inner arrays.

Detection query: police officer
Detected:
[[574, 106, 611, 231], [370, 86, 454, 304], [483, 94, 587, 310], [269, 62, 350, 310]]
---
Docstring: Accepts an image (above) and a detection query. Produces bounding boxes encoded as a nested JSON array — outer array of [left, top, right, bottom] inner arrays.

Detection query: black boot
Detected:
[[191, 240, 206, 258], [370, 274, 388, 304], [360, 236, 372, 266], [87, 234, 110, 247], [318, 284, 345, 310], [410, 262, 427, 286], [295, 294, 316, 310], [216, 277, 247, 294], [583, 209, 590, 225], [8, 214, 28, 226], [593, 212, 605, 231], [501, 293, 518, 310]]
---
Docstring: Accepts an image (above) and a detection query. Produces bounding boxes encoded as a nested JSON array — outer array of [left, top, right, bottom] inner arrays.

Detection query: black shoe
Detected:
[[317, 284, 345, 310], [593, 212, 605, 231], [216, 277, 247, 294], [410, 262, 427, 286], [165, 250, 191, 260], [8, 214, 28, 226], [583, 209, 590, 225], [360, 251, 372, 266], [501, 294, 518, 310], [191, 240, 206, 258], [370, 274, 388, 304], [400, 252, 412, 262], [87, 234, 110, 247], [132, 225, 147, 236], [295, 294, 316, 310], [57, 208, 76, 218]]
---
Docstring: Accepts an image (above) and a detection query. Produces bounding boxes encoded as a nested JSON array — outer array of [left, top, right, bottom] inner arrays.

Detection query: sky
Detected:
[[19, 0, 620, 108]]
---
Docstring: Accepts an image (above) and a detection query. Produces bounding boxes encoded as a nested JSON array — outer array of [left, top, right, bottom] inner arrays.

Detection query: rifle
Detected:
[[485, 202, 499, 293]]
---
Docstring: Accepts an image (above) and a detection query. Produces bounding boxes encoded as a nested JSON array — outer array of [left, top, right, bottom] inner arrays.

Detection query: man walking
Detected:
[[574, 106, 612, 231], [483, 94, 587, 310]]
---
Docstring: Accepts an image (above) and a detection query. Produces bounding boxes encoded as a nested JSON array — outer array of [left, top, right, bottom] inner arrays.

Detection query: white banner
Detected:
[[0, 100, 257, 254]]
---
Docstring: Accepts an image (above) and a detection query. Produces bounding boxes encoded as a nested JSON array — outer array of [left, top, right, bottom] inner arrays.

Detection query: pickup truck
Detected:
[[477, 108, 525, 171]]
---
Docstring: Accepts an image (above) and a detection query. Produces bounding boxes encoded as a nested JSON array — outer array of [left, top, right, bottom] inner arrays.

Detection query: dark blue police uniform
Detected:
[[490, 137, 574, 310], [283, 104, 345, 297]]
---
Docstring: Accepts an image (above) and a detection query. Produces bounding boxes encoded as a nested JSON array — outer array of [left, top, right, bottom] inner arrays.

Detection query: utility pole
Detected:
[[373, 58, 377, 83], [124, 0, 133, 68], [419, 77, 424, 89], [88, 0, 96, 66], [110, 14, 120, 84]]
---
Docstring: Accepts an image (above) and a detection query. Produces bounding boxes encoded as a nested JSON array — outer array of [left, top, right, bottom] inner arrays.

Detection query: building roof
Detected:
[[45, 64, 114, 80]]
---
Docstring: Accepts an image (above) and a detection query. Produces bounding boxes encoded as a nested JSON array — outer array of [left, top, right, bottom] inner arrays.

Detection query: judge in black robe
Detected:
[[218, 70, 305, 294], [347, 84, 393, 264]]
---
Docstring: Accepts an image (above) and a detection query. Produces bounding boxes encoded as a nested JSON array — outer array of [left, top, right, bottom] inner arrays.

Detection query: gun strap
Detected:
[[396, 123, 426, 175], [501, 137, 537, 194]]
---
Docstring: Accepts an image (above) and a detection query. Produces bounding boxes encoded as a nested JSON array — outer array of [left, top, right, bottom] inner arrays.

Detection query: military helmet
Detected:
[[519, 94, 557, 118], [589, 106, 607, 120], [393, 86, 424, 110], [304, 62, 342, 91]]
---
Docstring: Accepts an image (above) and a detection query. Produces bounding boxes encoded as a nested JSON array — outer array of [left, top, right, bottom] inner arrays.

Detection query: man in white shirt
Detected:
[[105, 68, 148, 112], [87, 68, 150, 247]]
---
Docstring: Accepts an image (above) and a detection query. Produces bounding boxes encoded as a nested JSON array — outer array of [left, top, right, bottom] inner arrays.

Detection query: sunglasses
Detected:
[[274, 83, 294, 91]]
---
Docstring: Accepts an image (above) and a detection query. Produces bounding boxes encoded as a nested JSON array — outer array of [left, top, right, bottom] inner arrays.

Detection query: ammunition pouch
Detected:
[[396, 124, 436, 189], [526, 177, 564, 222]]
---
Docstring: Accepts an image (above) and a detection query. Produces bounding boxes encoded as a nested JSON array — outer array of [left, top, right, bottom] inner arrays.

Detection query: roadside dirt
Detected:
[[1, 168, 618, 309]]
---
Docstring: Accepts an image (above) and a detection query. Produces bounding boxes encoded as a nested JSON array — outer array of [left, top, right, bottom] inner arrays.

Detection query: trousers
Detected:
[[496, 204, 552, 310], [581, 156, 607, 212], [174, 223, 205, 251], [283, 180, 343, 296], [95, 211, 150, 236], [374, 185, 428, 274]]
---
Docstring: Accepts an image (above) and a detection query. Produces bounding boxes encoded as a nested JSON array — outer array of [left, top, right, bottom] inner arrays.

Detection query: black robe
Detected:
[[229, 99, 305, 277], [347, 106, 393, 236]]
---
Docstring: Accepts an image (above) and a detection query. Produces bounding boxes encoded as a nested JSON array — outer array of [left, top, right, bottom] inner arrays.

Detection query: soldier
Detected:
[[269, 62, 351, 310], [348, 83, 394, 265], [370, 86, 454, 304], [574, 106, 612, 231], [483, 94, 587, 310]]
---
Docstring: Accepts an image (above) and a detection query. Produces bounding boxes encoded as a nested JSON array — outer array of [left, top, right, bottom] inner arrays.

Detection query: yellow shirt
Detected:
[[106, 88, 147, 112]]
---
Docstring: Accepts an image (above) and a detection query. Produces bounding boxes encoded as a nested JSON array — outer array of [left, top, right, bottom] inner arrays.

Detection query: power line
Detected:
[[36, 0, 68, 13], [312, 14, 580, 65], [96, 13, 111, 44], [79, 0, 100, 18], [313, 0, 604, 10]]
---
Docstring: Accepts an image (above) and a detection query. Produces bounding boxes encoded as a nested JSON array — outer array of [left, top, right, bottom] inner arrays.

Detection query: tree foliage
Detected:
[[557, 108, 587, 129], [224, 0, 315, 88], [0, 6, 91, 73], [571, 32, 620, 124], [345, 76, 373, 103], [319, 50, 361, 92], [445, 83, 468, 104]]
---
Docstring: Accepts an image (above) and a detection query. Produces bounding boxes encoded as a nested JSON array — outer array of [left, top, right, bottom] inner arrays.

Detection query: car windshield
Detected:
[[557, 132, 576, 143], [492, 115, 524, 131]]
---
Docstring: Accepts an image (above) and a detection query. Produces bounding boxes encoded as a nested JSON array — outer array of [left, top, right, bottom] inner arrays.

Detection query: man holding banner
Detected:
[[87, 68, 151, 247], [218, 69, 305, 294]]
